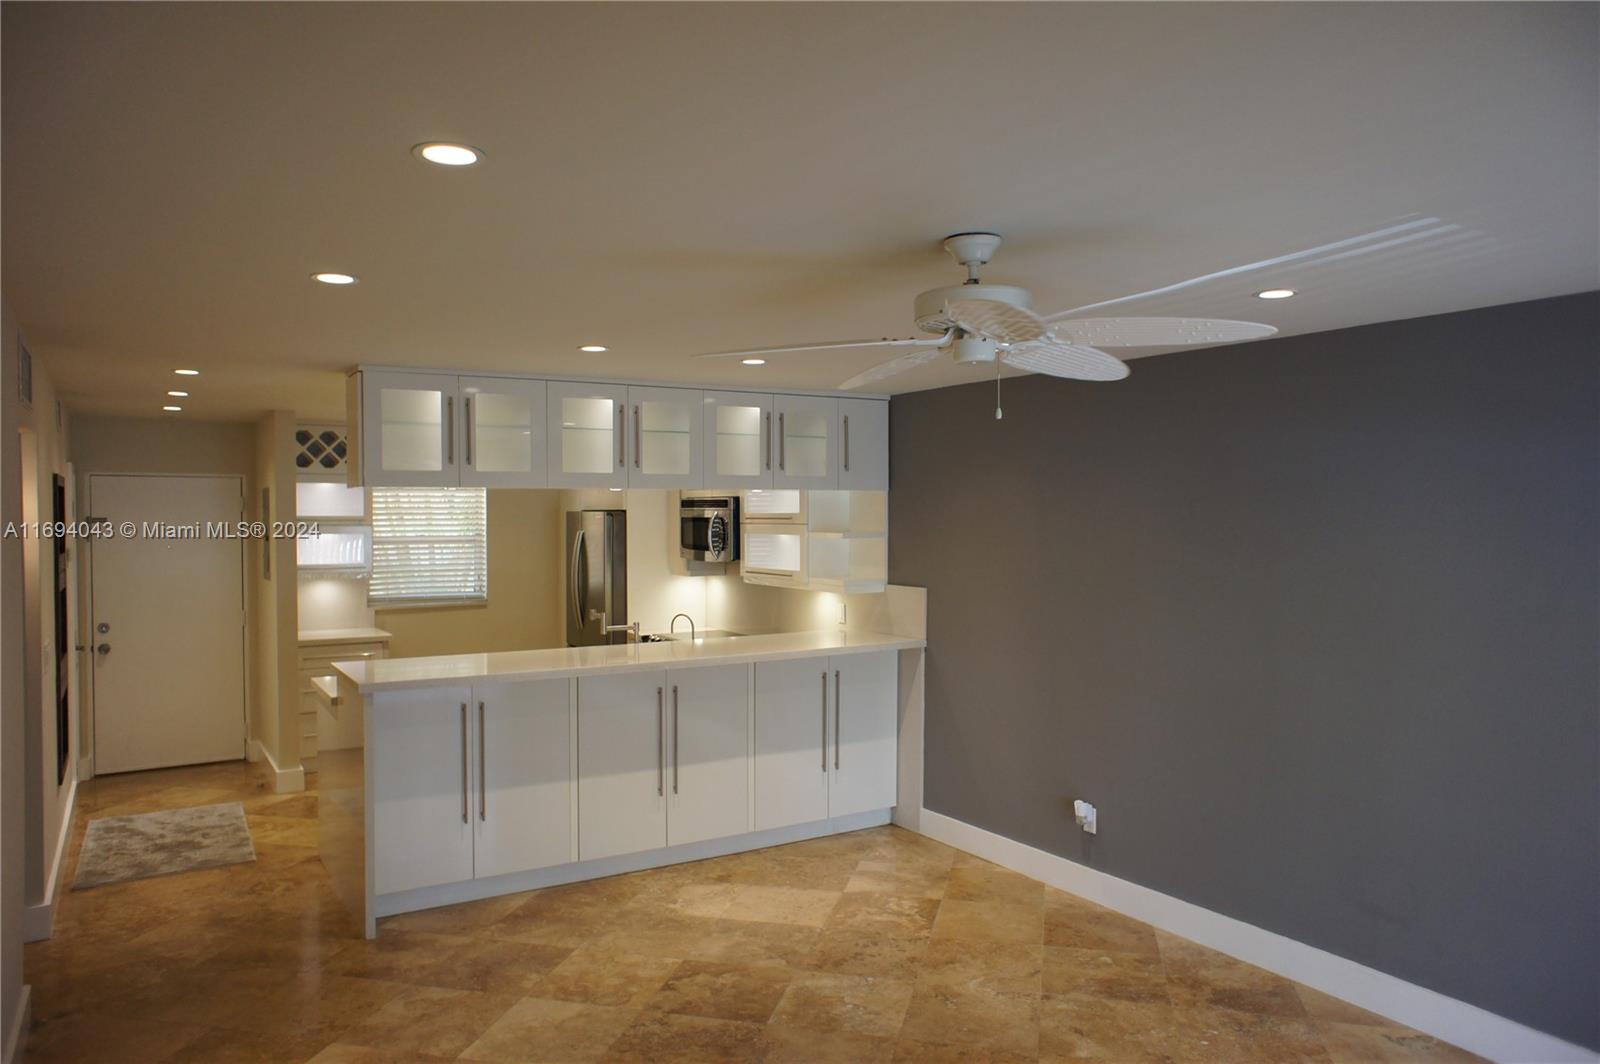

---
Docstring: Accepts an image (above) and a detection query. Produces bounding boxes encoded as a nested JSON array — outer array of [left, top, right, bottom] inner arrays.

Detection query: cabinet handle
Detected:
[[834, 669, 841, 770], [821, 671, 828, 773], [633, 405, 642, 469], [672, 684, 680, 795], [764, 411, 772, 470], [447, 396, 455, 466], [843, 414, 850, 473], [465, 396, 474, 467], [779, 412, 786, 472], [459, 702, 469, 824], [478, 700, 487, 821], [617, 405, 625, 468], [657, 686, 665, 797]]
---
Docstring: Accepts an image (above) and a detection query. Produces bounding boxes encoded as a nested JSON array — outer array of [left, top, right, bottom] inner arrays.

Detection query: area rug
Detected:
[[72, 802, 256, 890]]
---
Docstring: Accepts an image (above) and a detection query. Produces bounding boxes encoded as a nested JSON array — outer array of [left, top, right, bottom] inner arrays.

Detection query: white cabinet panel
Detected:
[[461, 377, 548, 488], [371, 685, 474, 894], [667, 664, 750, 847], [827, 651, 898, 817], [474, 678, 572, 879], [774, 395, 838, 489], [753, 657, 830, 830], [703, 391, 773, 489], [547, 382, 629, 488], [628, 386, 703, 488], [364, 371, 460, 488], [837, 398, 889, 491], [577, 670, 668, 860]]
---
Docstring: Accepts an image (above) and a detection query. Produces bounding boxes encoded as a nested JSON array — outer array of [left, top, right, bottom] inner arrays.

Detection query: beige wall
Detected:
[[250, 411, 301, 783], [376, 489, 563, 657], [71, 414, 254, 478], [1, 298, 29, 1055]]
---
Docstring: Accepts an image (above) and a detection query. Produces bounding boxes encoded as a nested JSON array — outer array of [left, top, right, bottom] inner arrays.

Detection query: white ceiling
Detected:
[[3, 3, 1596, 421]]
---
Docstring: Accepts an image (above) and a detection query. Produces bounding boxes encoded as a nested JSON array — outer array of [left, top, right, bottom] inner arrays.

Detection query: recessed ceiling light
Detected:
[[313, 272, 358, 285], [1255, 288, 1296, 300], [412, 142, 483, 167], [162, 405, 182, 412], [174, 368, 200, 376], [741, 358, 767, 366], [608, 487, 623, 493], [579, 345, 608, 353], [167, 390, 189, 397]]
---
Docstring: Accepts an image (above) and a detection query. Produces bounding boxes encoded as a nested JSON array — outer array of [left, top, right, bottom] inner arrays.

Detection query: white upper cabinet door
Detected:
[[577, 670, 669, 861], [826, 651, 898, 818], [370, 685, 475, 895], [837, 398, 889, 491], [753, 656, 831, 831], [547, 382, 630, 488], [701, 391, 774, 490], [774, 395, 838, 489], [473, 678, 572, 879], [363, 370, 461, 487], [627, 386, 703, 489], [459, 377, 548, 488], [667, 664, 750, 847]]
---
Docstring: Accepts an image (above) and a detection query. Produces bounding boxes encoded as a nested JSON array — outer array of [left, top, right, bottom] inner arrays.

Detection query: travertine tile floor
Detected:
[[24, 761, 1485, 1063]]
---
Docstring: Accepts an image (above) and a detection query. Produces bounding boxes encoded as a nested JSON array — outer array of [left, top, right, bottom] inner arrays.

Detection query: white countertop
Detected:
[[333, 629, 923, 693], [299, 626, 393, 646]]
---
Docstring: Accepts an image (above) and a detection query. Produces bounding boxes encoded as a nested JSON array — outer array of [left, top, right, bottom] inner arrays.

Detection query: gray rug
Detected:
[[72, 801, 256, 890]]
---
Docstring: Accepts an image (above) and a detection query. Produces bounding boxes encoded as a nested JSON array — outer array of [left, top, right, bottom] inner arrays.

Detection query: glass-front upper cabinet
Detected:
[[363, 370, 459, 488], [546, 381, 629, 488], [701, 390, 773, 490], [627, 386, 703, 489], [459, 377, 547, 488], [773, 395, 838, 490]]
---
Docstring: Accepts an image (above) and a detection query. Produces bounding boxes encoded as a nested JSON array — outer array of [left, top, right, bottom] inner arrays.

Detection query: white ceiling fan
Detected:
[[696, 232, 1280, 392]]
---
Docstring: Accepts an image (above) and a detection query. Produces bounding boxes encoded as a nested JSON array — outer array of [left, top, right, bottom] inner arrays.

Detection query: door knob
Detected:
[[96, 643, 111, 655]]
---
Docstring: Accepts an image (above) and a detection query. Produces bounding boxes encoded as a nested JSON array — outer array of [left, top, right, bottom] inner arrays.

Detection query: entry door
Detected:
[[89, 474, 246, 774]]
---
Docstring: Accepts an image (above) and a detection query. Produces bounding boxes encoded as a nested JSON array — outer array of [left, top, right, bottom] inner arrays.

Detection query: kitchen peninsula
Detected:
[[321, 624, 925, 937]]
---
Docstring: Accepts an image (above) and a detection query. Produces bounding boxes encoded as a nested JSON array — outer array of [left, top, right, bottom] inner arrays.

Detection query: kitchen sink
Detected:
[[640, 629, 744, 643]]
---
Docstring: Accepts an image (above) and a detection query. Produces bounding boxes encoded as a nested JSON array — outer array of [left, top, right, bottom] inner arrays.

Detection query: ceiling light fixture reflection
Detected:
[[1255, 288, 1296, 300], [313, 272, 358, 285], [412, 142, 483, 166]]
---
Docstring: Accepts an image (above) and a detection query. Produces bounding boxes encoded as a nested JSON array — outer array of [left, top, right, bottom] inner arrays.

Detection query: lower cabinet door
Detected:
[[578, 670, 668, 861], [667, 664, 750, 847], [474, 678, 573, 879], [827, 651, 899, 818], [754, 657, 831, 831], [370, 685, 475, 895]]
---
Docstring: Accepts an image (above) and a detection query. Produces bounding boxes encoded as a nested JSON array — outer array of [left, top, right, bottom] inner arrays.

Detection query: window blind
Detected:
[[369, 487, 488, 605]]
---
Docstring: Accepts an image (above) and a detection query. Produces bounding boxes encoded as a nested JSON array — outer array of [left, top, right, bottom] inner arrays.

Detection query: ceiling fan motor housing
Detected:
[[914, 283, 1032, 339]]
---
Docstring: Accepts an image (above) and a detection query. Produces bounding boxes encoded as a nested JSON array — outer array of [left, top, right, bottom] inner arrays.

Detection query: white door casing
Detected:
[[88, 474, 246, 774]]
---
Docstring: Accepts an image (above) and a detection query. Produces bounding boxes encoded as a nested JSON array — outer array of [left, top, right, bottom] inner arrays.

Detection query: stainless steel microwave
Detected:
[[680, 496, 739, 564]]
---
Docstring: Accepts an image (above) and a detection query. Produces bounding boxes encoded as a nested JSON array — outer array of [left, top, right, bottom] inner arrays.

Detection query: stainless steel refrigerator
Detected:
[[565, 509, 628, 646]]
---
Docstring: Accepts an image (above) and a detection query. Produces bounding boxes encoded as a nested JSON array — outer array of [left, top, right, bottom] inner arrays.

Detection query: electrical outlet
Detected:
[[1073, 799, 1098, 835]]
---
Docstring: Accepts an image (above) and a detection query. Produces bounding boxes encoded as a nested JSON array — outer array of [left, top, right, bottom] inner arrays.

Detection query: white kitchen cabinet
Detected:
[[742, 525, 807, 589], [371, 685, 475, 894], [753, 657, 831, 830], [547, 382, 630, 489], [627, 386, 703, 489], [667, 664, 750, 846], [577, 670, 668, 860], [702, 391, 774, 490], [837, 398, 889, 491], [460, 377, 548, 488], [473, 678, 573, 879], [361, 370, 461, 488], [826, 651, 898, 817], [774, 395, 838, 489]]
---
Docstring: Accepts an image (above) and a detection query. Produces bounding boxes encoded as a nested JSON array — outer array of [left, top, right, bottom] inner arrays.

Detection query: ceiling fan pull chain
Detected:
[[995, 369, 1004, 421]]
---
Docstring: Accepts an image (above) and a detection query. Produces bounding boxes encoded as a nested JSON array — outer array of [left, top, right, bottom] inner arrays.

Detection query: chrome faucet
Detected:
[[602, 616, 641, 642], [669, 613, 697, 642]]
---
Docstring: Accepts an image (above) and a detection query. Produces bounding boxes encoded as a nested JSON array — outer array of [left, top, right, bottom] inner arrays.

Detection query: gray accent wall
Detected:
[[888, 292, 1600, 1049]]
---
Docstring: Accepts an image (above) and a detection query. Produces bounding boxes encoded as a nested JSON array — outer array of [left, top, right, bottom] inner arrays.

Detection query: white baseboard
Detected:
[[247, 739, 305, 794], [918, 809, 1596, 1064], [3, 984, 30, 1064], [23, 771, 78, 942]]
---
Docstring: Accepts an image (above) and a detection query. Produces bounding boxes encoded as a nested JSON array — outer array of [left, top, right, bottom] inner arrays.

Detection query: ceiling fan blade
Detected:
[[1053, 317, 1277, 347], [1002, 339, 1129, 381], [837, 347, 946, 391], [695, 335, 944, 360], [945, 298, 1047, 345]]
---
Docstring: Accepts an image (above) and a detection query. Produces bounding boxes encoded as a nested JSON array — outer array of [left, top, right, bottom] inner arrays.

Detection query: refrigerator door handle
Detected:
[[569, 528, 586, 629]]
